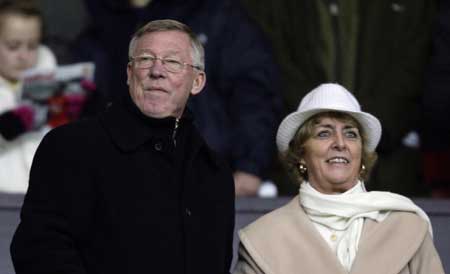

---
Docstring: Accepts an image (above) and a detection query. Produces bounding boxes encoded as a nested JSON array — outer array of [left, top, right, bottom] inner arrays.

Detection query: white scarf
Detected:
[[299, 181, 432, 272]]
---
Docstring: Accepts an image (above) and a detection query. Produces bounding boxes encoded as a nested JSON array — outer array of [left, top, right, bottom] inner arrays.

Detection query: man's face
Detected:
[[127, 30, 205, 118]]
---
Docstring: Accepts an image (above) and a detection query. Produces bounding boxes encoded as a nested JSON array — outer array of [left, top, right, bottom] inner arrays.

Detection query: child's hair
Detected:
[[0, 0, 44, 31]]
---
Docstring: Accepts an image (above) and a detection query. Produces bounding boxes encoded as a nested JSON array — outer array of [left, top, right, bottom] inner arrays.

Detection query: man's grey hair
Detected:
[[128, 19, 205, 71]]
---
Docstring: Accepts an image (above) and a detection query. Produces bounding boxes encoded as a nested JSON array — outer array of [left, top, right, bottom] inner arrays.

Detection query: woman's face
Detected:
[[301, 116, 362, 194], [0, 14, 41, 82]]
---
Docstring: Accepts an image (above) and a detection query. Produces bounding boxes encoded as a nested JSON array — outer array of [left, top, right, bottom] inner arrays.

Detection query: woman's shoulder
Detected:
[[362, 210, 430, 242], [384, 210, 429, 235], [361, 210, 430, 256], [388, 210, 428, 223]]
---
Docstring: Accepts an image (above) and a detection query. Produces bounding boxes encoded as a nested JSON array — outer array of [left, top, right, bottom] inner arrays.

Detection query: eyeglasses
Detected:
[[130, 55, 201, 73]]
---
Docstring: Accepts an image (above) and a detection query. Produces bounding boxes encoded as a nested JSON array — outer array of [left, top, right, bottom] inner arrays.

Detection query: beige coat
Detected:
[[233, 196, 445, 274]]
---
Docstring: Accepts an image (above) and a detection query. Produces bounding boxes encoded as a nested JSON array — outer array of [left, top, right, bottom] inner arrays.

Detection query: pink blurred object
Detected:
[[65, 94, 87, 120], [12, 105, 35, 130]]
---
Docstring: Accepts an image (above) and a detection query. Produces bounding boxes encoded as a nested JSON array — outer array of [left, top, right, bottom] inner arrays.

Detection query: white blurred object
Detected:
[[21, 62, 95, 101], [402, 131, 420, 148], [54, 62, 95, 82], [258, 181, 278, 198], [35, 45, 57, 71]]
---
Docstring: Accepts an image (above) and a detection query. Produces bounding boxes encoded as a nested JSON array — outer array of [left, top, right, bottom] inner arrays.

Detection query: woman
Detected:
[[233, 83, 444, 274], [0, 0, 57, 193]]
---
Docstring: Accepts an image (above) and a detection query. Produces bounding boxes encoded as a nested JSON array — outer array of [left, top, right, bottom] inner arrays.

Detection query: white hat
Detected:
[[276, 83, 382, 153]]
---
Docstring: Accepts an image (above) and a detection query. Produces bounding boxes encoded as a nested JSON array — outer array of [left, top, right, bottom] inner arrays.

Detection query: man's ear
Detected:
[[126, 62, 132, 86], [190, 70, 206, 95]]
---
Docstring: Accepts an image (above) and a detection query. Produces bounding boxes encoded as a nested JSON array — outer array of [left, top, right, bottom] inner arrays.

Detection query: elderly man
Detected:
[[74, 0, 282, 196], [11, 19, 235, 274]]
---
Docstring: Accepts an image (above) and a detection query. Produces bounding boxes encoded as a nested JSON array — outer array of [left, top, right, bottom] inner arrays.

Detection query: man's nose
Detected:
[[149, 58, 165, 77]]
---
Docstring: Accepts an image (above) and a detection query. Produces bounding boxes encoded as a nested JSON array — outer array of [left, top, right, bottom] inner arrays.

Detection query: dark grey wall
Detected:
[[0, 195, 22, 274]]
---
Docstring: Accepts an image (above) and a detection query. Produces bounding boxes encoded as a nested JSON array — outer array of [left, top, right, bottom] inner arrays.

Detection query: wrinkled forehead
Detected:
[[294, 111, 364, 145], [309, 112, 367, 147], [132, 30, 192, 57]]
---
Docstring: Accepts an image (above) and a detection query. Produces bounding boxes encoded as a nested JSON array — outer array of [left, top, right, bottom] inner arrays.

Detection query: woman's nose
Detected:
[[332, 133, 346, 150]]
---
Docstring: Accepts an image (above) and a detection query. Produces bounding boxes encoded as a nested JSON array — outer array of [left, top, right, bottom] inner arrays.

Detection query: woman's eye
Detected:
[[345, 131, 359, 138], [317, 131, 330, 138]]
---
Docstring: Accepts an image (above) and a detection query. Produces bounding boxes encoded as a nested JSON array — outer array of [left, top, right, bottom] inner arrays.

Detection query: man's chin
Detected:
[[139, 104, 169, 119]]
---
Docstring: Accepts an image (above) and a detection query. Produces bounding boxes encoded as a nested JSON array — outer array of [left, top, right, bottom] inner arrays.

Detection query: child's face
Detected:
[[0, 14, 41, 82]]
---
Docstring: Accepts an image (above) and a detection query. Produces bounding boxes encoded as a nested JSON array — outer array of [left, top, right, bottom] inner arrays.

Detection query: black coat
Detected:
[[10, 96, 235, 274]]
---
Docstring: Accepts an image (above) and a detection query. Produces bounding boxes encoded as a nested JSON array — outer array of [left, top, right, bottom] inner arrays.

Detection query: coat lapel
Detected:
[[239, 197, 348, 274], [350, 212, 428, 274]]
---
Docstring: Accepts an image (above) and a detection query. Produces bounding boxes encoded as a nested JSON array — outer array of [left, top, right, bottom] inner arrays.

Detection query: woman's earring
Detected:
[[298, 163, 307, 174], [360, 164, 366, 176]]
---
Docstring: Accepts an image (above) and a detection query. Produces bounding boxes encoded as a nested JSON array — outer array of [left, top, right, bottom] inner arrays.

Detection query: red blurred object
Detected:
[[47, 96, 68, 128], [47, 93, 87, 128], [423, 149, 450, 198]]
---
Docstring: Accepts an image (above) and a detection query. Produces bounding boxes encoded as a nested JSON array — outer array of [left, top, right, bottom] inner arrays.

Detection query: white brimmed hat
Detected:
[[276, 83, 382, 153]]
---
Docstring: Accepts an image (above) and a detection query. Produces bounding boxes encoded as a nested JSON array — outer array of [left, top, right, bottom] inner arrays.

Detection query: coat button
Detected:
[[154, 142, 163, 151], [185, 208, 191, 216]]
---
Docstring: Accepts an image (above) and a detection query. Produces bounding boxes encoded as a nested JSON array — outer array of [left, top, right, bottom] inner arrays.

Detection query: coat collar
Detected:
[[239, 197, 347, 274], [99, 94, 193, 152], [350, 212, 428, 274]]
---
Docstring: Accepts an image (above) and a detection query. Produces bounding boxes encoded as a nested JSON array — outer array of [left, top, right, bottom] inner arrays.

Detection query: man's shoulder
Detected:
[[49, 115, 100, 136], [41, 115, 103, 151]]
